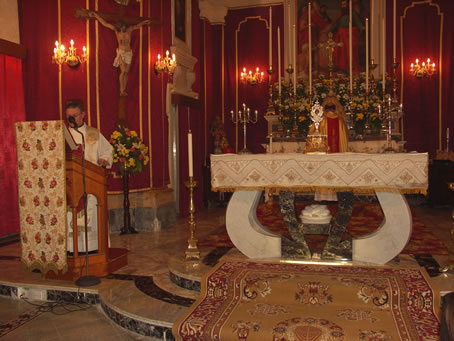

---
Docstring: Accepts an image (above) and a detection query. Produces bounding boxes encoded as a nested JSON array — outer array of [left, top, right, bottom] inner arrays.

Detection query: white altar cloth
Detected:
[[211, 152, 428, 194]]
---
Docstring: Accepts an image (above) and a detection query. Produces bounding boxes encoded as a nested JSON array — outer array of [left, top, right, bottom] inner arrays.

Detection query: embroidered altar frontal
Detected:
[[210, 152, 428, 194], [173, 261, 440, 341], [15, 121, 67, 274]]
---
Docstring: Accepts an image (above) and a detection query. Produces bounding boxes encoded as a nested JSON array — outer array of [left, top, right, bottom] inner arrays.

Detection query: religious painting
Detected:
[[174, 0, 186, 42], [296, 0, 369, 78]]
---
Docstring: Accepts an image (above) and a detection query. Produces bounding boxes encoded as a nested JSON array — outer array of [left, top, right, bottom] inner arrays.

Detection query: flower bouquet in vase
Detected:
[[110, 127, 149, 234], [279, 108, 295, 138], [296, 99, 312, 137]]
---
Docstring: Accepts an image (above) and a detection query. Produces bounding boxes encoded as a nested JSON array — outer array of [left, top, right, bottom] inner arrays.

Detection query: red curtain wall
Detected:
[[224, 5, 283, 154], [0, 55, 26, 237], [19, 0, 170, 191]]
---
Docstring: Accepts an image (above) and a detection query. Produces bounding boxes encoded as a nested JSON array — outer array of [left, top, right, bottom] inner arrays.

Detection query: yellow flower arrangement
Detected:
[[109, 127, 149, 175]]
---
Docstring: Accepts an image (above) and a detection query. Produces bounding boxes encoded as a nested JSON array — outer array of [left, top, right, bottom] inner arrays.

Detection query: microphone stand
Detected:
[[71, 123, 100, 287]]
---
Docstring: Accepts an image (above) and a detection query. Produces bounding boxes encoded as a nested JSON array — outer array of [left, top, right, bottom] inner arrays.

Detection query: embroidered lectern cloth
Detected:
[[15, 121, 67, 274], [211, 152, 428, 194]]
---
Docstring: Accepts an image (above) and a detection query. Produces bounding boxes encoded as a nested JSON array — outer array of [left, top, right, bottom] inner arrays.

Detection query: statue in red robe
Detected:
[[308, 90, 349, 153]]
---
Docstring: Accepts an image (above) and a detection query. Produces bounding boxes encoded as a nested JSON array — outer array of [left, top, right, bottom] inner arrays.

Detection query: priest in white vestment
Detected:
[[65, 99, 113, 252]]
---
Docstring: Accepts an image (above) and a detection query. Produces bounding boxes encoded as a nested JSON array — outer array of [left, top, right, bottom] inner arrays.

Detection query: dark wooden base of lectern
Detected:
[[42, 248, 128, 281]]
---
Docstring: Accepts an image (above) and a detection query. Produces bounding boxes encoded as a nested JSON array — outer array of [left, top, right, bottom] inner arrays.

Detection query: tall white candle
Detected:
[[293, 24, 297, 96], [370, 0, 374, 60], [278, 26, 281, 97], [288, 4, 292, 66], [188, 131, 193, 177], [349, 0, 353, 92], [382, 18, 386, 94], [308, 1, 312, 92], [393, 0, 396, 59], [366, 18, 369, 93], [269, 6, 272, 67]]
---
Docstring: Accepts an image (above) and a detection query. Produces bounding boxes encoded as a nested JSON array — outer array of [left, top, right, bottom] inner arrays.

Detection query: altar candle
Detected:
[[370, 0, 374, 60], [308, 1, 312, 92], [382, 18, 386, 94], [269, 6, 272, 67], [366, 18, 369, 93], [293, 24, 297, 96], [278, 26, 281, 97], [393, 0, 396, 59], [188, 131, 193, 177], [269, 134, 273, 153], [349, 0, 353, 93], [288, 4, 292, 66]]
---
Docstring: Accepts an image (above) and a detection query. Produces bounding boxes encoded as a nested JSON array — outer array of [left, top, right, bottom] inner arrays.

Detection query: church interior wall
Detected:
[[3, 0, 454, 236]]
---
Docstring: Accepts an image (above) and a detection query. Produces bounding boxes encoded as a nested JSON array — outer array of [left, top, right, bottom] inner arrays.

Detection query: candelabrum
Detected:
[[184, 177, 200, 263], [240, 67, 264, 86], [52, 40, 87, 68], [154, 50, 177, 75], [231, 103, 258, 154], [410, 58, 436, 78], [379, 93, 403, 152], [345, 90, 355, 137]]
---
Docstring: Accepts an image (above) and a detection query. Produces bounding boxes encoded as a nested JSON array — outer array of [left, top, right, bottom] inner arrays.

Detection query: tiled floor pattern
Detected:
[[1, 204, 454, 340]]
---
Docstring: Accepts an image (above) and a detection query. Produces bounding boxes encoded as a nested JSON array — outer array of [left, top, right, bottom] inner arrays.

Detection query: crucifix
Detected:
[[75, 2, 160, 125], [318, 32, 343, 88]]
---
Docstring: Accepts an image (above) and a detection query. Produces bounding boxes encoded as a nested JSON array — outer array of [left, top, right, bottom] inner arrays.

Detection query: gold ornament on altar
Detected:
[[304, 101, 329, 154]]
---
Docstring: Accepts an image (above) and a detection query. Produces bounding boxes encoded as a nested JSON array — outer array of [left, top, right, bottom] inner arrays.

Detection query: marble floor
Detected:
[[1, 200, 454, 340]]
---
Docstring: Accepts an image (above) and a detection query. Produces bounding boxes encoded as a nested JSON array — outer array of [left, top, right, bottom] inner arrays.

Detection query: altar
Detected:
[[210, 152, 428, 264]]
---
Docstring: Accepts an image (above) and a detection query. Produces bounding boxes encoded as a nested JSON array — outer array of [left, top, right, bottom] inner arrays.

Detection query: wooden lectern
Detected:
[[43, 141, 128, 281]]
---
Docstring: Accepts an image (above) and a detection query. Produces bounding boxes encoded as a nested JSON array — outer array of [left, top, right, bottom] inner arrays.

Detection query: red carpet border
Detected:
[[173, 261, 441, 341]]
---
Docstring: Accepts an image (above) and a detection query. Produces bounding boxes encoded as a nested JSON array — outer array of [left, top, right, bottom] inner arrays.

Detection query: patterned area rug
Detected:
[[199, 202, 449, 255], [173, 261, 441, 341]]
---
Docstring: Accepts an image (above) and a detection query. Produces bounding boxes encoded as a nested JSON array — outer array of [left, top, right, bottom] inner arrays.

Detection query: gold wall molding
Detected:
[[401, 0, 443, 149], [234, 15, 268, 152]]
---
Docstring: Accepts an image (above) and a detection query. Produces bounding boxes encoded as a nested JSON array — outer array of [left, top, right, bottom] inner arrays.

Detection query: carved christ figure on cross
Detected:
[[318, 32, 343, 72], [88, 11, 152, 96]]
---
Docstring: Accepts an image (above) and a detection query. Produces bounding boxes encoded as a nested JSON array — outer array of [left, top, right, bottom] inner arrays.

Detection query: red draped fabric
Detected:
[[326, 116, 340, 153], [0, 55, 26, 237]]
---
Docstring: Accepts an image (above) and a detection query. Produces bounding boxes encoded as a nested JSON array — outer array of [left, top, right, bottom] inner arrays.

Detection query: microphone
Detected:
[[68, 116, 77, 129]]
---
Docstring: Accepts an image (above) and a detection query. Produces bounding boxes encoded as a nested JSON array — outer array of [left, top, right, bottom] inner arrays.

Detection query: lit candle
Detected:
[[308, 1, 312, 93], [188, 131, 193, 177], [366, 18, 369, 93], [269, 6, 272, 67], [349, 0, 353, 93], [278, 26, 281, 97], [370, 0, 374, 60], [293, 24, 297, 96], [393, 0, 396, 59], [382, 18, 385, 94]]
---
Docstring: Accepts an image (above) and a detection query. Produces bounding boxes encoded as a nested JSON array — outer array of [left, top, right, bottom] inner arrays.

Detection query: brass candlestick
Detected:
[[369, 59, 378, 96], [231, 103, 258, 154], [184, 176, 200, 262], [266, 66, 275, 115]]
